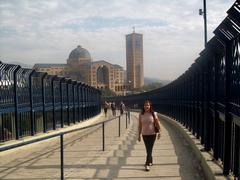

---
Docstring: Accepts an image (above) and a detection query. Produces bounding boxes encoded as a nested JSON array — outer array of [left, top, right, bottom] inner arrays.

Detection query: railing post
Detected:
[[200, 66, 205, 145], [67, 80, 71, 126], [196, 70, 201, 139], [84, 85, 86, 120], [186, 76, 190, 130], [223, 40, 233, 175], [72, 81, 76, 124], [42, 73, 47, 133], [118, 116, 121, 137], [77, 83, 80, 122], [192, 74, 197, 136], [128, 111, 130, 124], [60, 134, 64, 180], [79, 82, 82, 121], [60, 78, 64, 128], [82, 84, 85, 121], [204, 59, 211, 151], [13, 66, 21, 140], [125, 113, 128, 129], [234, 126, 240, 177], [86, 88, 89, 119], [184, 79, 187, 127], [102, 122, 105, 151], [213, 53, 220, 160], [52, 76, 57, 130], [29, 70, 35, 136]]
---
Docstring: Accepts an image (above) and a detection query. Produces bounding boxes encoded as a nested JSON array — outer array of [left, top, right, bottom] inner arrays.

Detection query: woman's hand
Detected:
[[157, 132, 161, 140], [138, 135, 141, 142]]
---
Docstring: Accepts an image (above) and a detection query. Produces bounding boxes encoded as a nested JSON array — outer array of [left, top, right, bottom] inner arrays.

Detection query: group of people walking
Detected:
[[103, 101, 125, 117]]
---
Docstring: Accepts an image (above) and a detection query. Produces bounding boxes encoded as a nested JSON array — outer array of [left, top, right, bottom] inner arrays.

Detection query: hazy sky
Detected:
[[0, 0, 235, 80]]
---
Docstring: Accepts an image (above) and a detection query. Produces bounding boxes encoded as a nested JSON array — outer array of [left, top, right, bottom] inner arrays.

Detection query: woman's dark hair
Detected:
[[141, 100, 154, 115]]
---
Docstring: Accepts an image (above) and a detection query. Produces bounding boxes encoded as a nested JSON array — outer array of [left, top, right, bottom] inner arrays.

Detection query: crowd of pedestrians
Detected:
[[103, 101, 125, 117]]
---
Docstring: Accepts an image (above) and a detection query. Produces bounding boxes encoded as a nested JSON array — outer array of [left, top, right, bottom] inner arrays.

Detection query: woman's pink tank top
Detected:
[[139, 112, 157, 135]]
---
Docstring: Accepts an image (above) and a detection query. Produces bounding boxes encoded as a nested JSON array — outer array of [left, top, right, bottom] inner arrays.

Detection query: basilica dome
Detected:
[[67, 45, 91, 65]]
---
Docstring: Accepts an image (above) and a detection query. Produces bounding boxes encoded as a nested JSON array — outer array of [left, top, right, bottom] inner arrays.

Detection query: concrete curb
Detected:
[[159, 114, 233, 180]]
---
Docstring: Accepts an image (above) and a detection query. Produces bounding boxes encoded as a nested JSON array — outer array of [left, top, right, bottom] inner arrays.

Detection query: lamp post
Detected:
[[199, 0, 207, 47]]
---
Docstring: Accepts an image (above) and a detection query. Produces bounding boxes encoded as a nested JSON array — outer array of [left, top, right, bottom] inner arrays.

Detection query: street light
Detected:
[[199, 0, 207, 47]]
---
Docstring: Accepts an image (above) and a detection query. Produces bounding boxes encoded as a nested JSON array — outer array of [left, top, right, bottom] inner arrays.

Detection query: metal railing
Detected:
[[0, 112, 130, 180], [105, 1, 240, 178], [0, 62, 101, 142]]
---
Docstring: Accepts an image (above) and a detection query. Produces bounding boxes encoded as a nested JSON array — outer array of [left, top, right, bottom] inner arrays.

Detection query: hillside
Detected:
[[144, 77, 171, 86]]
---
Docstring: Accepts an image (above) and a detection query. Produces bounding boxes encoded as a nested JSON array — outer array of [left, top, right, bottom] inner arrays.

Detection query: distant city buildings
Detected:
[[126, 30, 144, 89], [33, 45, 126, 95]]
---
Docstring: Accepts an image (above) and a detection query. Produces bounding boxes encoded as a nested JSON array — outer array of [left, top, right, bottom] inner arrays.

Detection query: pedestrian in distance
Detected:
[[103, 101, 109, 117], [138, 100, 161, 171], [111, 102, 116, 116], [119, 101, 125, 115]]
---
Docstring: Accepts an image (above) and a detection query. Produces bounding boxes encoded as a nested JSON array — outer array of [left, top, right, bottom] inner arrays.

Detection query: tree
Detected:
[[133, 82, 163, 93], [101, 88, 117, 97]]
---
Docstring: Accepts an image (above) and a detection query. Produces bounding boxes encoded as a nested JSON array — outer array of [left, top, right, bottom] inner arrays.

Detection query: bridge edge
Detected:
[[159, 114, 233, 180]]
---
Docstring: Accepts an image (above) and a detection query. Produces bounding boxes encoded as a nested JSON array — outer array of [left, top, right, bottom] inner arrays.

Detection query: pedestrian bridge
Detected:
[[0, 1, 240, 179], [0, 111, 216, 179]]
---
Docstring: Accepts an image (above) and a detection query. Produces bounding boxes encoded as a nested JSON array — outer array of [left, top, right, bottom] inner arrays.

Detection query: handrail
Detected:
[[0, 111, 130, 180]]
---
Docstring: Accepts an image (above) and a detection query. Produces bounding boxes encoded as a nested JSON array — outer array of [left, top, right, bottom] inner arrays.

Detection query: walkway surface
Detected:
[[0, 112, 205, 180]]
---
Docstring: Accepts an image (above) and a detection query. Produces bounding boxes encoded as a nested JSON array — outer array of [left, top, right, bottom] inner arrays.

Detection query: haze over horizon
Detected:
[[0, 0, 235, 80]]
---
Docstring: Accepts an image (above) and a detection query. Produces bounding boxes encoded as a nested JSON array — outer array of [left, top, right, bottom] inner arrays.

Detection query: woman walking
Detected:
[[138, 100, 161, 171]]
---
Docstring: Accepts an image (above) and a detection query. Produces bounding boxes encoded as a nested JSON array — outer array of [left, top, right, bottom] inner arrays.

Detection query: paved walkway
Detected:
[[0, 112, 205, 180]]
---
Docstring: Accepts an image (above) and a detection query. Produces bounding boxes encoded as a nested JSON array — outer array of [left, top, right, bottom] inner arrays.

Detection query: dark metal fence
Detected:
[[0, 63, 101, 142], [105, 1, 240, 177]]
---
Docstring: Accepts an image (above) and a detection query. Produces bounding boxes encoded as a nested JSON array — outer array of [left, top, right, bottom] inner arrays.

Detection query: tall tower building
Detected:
[[126, 29, 144, 89]]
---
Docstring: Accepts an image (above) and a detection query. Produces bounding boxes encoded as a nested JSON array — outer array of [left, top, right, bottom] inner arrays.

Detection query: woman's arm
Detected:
[[156, 112, 162, 139], [138, 113, 142, 142], [155, 112, 161, 130]]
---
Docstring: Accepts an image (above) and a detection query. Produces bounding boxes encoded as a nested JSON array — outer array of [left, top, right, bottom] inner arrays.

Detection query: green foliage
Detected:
[[133, 82, 163, 93], [101, 88, 117, 97], [101, 82, 163, 97]]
